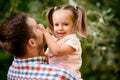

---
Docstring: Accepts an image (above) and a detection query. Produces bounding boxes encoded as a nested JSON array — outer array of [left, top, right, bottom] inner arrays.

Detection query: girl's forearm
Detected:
[[43, 31, 63, 56]]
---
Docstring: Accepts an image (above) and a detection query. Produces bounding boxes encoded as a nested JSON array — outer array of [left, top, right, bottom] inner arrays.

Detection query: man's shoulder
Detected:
[[8, 63, 76, 80]]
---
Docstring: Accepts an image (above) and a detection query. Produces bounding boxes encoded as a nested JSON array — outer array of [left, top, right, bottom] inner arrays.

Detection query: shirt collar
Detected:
[[53, 34, 76, 41], [14, 57, 47, 64]]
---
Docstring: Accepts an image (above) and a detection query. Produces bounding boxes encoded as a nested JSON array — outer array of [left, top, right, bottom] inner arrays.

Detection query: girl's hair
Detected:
[[0, 12, 35, 57], [46, 4, 87, 38]]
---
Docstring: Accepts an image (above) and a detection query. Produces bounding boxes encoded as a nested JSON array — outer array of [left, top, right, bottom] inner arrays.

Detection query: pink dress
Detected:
[[46, 34, 82, 80]]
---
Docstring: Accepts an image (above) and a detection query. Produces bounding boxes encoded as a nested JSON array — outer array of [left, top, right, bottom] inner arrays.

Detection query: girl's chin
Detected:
[[56, 34, 66, 39], [57, 36, 64, 40]]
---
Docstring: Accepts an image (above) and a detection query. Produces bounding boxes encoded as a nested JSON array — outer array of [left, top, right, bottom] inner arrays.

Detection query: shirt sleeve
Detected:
[[65, 38, 81, 51]]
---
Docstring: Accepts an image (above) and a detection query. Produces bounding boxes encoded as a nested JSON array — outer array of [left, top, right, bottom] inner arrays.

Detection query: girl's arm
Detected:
[[39, 24, 75, 56]]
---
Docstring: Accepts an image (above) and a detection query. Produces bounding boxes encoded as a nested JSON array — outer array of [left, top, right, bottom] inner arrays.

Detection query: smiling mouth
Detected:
[[57, 33, 66, 38], [58, 32, 65, 35]]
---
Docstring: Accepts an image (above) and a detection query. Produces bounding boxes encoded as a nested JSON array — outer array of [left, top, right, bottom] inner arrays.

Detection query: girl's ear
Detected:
[[28, 38, 36, 47]]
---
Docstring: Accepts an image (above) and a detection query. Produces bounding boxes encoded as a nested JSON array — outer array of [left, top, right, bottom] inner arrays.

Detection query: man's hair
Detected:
[[0, 12, 34, 57]]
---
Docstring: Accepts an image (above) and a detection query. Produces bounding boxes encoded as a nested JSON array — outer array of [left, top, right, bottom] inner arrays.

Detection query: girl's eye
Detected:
[[54, 24, 58, 26], [64, 23, 68, 26]]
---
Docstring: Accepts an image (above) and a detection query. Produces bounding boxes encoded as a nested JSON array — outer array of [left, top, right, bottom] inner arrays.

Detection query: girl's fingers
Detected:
[[38, 24, 43, 28], [38, 24, 44, 29], [38, 24, 47, 33]]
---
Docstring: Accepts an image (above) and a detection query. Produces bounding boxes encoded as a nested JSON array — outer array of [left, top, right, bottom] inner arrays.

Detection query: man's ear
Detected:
[[28, 38, 36, 47]]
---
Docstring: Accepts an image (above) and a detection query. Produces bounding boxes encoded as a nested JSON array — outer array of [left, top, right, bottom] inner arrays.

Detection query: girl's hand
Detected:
[[38, 24, 48, 34], [38, 24, 45, 31]]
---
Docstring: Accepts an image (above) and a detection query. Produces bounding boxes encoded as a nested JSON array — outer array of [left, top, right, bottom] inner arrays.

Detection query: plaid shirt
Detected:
[[7, 57, 76, 80]]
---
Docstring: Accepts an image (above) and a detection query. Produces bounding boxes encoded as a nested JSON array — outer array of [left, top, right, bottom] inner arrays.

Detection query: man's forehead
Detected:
[[26, 17, 37, 26]]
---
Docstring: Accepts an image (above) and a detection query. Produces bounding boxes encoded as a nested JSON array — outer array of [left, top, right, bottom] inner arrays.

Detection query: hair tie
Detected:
[[74, 5, 77, 9], [69, 0, 77, 9], [54, 6, 57, 10]]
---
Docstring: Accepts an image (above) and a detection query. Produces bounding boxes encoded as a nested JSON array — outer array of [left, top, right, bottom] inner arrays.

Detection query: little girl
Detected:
[[39, 4, 87, 80]]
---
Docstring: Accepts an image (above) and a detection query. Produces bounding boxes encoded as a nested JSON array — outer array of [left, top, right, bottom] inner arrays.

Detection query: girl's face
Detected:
[[52, 10, 74, 40]]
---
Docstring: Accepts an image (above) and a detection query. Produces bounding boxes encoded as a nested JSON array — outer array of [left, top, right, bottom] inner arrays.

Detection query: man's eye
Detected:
[[36, 26, 39, 28], [36, 25, 40, 28]]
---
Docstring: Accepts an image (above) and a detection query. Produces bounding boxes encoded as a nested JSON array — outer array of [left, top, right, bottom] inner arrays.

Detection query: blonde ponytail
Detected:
[[76, 6, 87, 38]]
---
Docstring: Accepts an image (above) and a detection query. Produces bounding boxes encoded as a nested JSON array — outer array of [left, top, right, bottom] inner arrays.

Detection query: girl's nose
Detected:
[[58, 25, 63, 30]]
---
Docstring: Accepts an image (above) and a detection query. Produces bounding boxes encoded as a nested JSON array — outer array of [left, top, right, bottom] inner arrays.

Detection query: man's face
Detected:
[[26, 17, 45, 50]]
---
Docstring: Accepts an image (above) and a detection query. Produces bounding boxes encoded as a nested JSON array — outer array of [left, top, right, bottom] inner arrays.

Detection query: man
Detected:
[[0, 12, 76, 80]]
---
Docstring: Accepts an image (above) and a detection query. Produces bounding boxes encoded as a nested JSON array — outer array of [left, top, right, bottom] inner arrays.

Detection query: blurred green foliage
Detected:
[[0, 0, 120, 80]]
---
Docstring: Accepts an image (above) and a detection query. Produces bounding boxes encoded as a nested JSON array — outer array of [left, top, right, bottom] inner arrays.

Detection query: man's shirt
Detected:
[[7, 57, 76, 80]]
